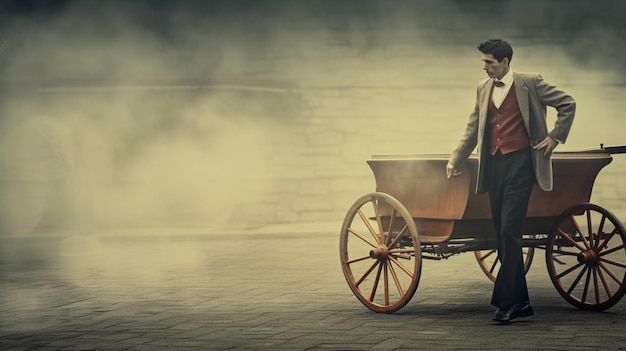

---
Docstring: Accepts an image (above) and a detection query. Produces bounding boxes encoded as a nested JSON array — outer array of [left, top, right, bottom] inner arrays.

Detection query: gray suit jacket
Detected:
[[449, 70, 576, 193]]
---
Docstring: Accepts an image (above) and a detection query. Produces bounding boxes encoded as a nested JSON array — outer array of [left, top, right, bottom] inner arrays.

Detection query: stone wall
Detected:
[[1, 0, 625, 233], [219, 1, 626, 226]]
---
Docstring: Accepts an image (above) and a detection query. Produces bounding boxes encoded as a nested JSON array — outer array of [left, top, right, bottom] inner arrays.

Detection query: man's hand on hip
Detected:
[[533, 136, 558, 156]]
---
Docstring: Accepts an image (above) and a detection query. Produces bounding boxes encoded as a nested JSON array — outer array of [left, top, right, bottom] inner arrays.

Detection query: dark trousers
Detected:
[[486, 148, 535, 309]]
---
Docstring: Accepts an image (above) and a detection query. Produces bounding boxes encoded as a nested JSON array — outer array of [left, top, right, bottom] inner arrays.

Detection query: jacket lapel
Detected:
[[478, 80, 491, 142], [513, 71, 531, 133]]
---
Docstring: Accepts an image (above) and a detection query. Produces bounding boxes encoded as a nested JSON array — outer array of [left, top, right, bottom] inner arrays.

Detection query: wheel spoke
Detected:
[[385, 208, 397, 246], [388, 261, 404, 296], [357, 208, 381, 245], [594, 214, 607, 249], [551, 248, 580, 257], [383, 261, 390, 306], [599, 256, 626, 269], [596, 265, 613, 298], [388, 255, 415, 278], [597, 228, 618, 252], [373, 200, 385, 244], [480, 249, 496, 261], [388, 224, 409, 249], [355, 260, 380, 287], [586, 210, 594, 249], [598, 243, 626, 258], [348, 227, 378, 248], [561, 262, 586, 290], [346, 255, 371, 264], [598, 261, 623, 285], [488, 254, 499, 275], [592, 268, 600, 305], [581, 267, 592, 303], [368, 262, 384, 302], [474, 248, 525, 283], [572, 213, 591, 249], [557, 229, 587, 251]]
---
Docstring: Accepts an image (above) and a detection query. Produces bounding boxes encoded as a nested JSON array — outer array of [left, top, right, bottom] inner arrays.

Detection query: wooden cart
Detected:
[[340, 146, 626, 313]]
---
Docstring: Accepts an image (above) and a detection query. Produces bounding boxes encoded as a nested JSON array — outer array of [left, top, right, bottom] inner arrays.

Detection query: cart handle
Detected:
[[601, 144, 626, 154]]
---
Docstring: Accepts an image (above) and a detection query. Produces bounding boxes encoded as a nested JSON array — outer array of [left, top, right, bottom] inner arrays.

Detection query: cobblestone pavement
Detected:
[[2, 225, 626, 351]]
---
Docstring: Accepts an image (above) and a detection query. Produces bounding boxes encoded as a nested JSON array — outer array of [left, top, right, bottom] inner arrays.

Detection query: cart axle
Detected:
[[577, 250, 598, 264], [369, 245, 389, 260]]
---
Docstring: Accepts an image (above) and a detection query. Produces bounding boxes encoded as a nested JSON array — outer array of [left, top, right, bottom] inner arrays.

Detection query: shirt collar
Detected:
[[496, 69, 513, 86]]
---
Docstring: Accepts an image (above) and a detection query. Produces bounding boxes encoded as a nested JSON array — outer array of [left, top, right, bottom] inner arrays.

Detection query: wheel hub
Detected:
[[369, 245, 389, 261], [577, 250, 598, 264]]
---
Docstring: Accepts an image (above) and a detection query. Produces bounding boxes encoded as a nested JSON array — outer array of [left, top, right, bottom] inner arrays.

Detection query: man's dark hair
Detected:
[[478, 39, 513, 63]]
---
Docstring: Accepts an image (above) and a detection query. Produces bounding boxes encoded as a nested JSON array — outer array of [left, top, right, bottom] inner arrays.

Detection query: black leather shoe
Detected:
[[493, 308, 510, 323], [493, 302, 533, 323]]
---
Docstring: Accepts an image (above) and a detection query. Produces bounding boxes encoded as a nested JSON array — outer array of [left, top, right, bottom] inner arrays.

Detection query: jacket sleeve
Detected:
[[533, 75, 576, 143], [449, 85, 480, 168]]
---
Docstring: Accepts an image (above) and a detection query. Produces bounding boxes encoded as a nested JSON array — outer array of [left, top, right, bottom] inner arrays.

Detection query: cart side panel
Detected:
[[526, 156, 612, 217], [368, 150, 612, 241], [367, 157, 470, 221], [457, 152, 613, 220], [456, 158, 491, 219], [415, 219, 455, 243], [382, 216, 454, 244]]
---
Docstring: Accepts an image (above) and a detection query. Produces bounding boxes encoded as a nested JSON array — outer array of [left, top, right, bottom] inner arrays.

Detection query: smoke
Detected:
[[0, 1, 298, 234], [0, 0, 624, 318], [0, 0, 624, 236], [510, 0, 625, 68]]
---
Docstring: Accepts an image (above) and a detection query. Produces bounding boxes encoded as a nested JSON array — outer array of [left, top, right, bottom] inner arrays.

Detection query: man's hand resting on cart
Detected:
[[446, 163, 462, 178]]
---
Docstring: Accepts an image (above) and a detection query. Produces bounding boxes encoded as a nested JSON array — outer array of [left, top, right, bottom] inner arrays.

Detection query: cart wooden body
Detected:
[[368, 149, 611, 246], [340, 147, 626, 313]]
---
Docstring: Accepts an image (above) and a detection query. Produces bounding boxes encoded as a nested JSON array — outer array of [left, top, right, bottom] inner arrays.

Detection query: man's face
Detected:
[[481, 53, 509, 79]]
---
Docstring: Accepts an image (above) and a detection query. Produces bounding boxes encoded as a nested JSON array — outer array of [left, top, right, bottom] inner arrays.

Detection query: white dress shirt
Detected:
[[492, 69, 514, 108]]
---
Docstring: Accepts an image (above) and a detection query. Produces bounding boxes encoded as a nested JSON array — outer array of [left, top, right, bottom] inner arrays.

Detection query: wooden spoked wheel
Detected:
[[474, 245, 535, 282], [546, 203, 626, 311], [339, 192, 421, 313]]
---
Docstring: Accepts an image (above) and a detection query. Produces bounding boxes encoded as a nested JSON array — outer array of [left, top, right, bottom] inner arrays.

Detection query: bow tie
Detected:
[[494, 79, 505, 87]]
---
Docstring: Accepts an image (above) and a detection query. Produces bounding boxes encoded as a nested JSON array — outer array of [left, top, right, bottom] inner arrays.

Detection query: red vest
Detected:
[[487, 83, 530, 155]]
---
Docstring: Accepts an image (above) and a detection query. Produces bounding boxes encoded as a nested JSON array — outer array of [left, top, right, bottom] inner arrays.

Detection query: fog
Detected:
[[0, 0, 624, 237], [1, 1, 626, 335]]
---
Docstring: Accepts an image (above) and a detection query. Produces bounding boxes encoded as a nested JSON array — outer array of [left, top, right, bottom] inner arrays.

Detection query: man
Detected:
[[446, 39, 575, 323]]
